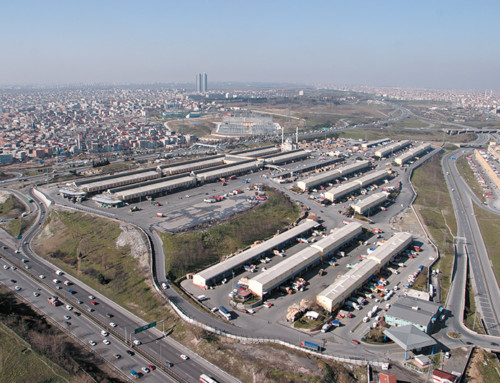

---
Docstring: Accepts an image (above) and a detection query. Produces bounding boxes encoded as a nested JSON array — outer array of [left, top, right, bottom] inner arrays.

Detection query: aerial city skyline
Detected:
[[1, 1, 499, 90]]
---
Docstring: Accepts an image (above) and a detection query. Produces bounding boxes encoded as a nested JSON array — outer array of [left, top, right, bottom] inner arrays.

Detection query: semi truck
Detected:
[[300, 341, 320, 351]]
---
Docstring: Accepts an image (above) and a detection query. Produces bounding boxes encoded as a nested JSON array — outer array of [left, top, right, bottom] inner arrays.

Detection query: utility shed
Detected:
[[366, 232, 413, 265], [311, 222, 363, 256], [192, 220, 319, 288], [352, 192, 387, 215], [248, 246, 321, 297], [316, 259, 379, 312]]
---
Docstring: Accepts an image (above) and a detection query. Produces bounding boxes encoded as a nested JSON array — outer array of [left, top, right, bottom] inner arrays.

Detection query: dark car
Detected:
[[165, 361, 173, 367], [126, 350, 135, 356], [106, 313, 113, 318], [10, 279, 16, 283], [74, 311, 81, 316]]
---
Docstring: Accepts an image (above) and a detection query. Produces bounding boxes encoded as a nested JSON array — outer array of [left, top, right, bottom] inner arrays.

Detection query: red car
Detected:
[[351, 339, 360, 345], [147, 364, 155, 371], [91, 301, 97, 305]]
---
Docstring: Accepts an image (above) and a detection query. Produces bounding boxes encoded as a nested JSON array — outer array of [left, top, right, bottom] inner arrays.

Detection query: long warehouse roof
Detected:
[[193, 220, 319, 284], [111, 175, 196, 199], [78, 169, 160, 191], [311, 222, 364, 255], [361, 138, 390, 148], [317, 259, 379, 303], [160, 156, 225, 174], [196, 161, 259, 180], [352, 192, 387, 213], [395, 144, 432, 165], [249, 246, 321, 292], [375, 140, 410, 157], [367, 232, 413, 265]]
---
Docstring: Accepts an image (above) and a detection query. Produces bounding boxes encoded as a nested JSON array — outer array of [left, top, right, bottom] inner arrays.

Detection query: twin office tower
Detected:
[[196, 72, 208, 93]]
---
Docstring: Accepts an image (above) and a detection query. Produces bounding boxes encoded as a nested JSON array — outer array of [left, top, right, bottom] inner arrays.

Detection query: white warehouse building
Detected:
[[317, 259, 379, 312], [324, 169, 390, 202], [367, 232, 413, 265], [311, 222, 364, 256], [316, 232, 413, 312], [374, 140, 411, 158], [248, 222, 364, 297], [352, 192, 388, 215], [394, 144, 432, 166], [248, 247, 321, 297], [192, 220, 319, 288], [296, 160, 370, 191]]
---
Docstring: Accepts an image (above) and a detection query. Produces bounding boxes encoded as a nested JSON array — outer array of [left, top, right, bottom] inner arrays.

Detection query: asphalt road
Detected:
[[442, 148, 500, 336], [0, 257, 178, 383], [0, 190, 237, 383]]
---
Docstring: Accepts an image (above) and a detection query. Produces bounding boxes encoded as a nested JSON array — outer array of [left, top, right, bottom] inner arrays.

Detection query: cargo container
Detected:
[[300, 341, 320, 351]]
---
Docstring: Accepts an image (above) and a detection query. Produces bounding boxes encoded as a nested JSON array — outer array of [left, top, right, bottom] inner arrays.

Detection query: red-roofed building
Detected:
[[432, 369, 458, 383], [379, 372, 397, 383]]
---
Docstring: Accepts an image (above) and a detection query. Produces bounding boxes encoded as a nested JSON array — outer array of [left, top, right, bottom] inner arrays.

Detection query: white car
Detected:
[[89, 340, 96, 346], [88, 295, 95, 300], [66, 305, 73, 311], [180, 354, 189, 360], [39, 275, 45, 279], [33, 292, 40, 297], [102, 339, 110, 345], [15, 286, 21, 291], [109, 322, 117, 328], [133, 340, 141, 346], [101, 330, 109, 337]]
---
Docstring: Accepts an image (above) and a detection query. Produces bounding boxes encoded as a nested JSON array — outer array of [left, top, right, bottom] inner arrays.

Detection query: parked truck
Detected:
[[346, 300, 361, 310], [300, 341, 320, 351], [355, 297, 367, 305], [321, 323, 332, 333]]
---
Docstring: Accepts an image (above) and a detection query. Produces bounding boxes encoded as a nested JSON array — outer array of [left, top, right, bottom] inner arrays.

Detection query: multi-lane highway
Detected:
[[442, 146, 500, 336], [0, 191, 237, 383]]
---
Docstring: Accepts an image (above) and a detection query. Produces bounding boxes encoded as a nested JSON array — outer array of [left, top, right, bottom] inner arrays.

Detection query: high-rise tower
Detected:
[[196, 72, 207, 93]]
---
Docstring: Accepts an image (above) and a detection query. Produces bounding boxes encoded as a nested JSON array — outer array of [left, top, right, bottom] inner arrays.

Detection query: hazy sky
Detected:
[[2, 1, 499, 90]]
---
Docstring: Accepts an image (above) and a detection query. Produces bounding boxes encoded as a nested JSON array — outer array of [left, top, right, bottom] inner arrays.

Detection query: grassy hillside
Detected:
[[160, 188, 301, 280], [0, 288, 120, 383], [0, 194, 25, 219], [412, 153, 457, 301], [34, 210, 168, 322]]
